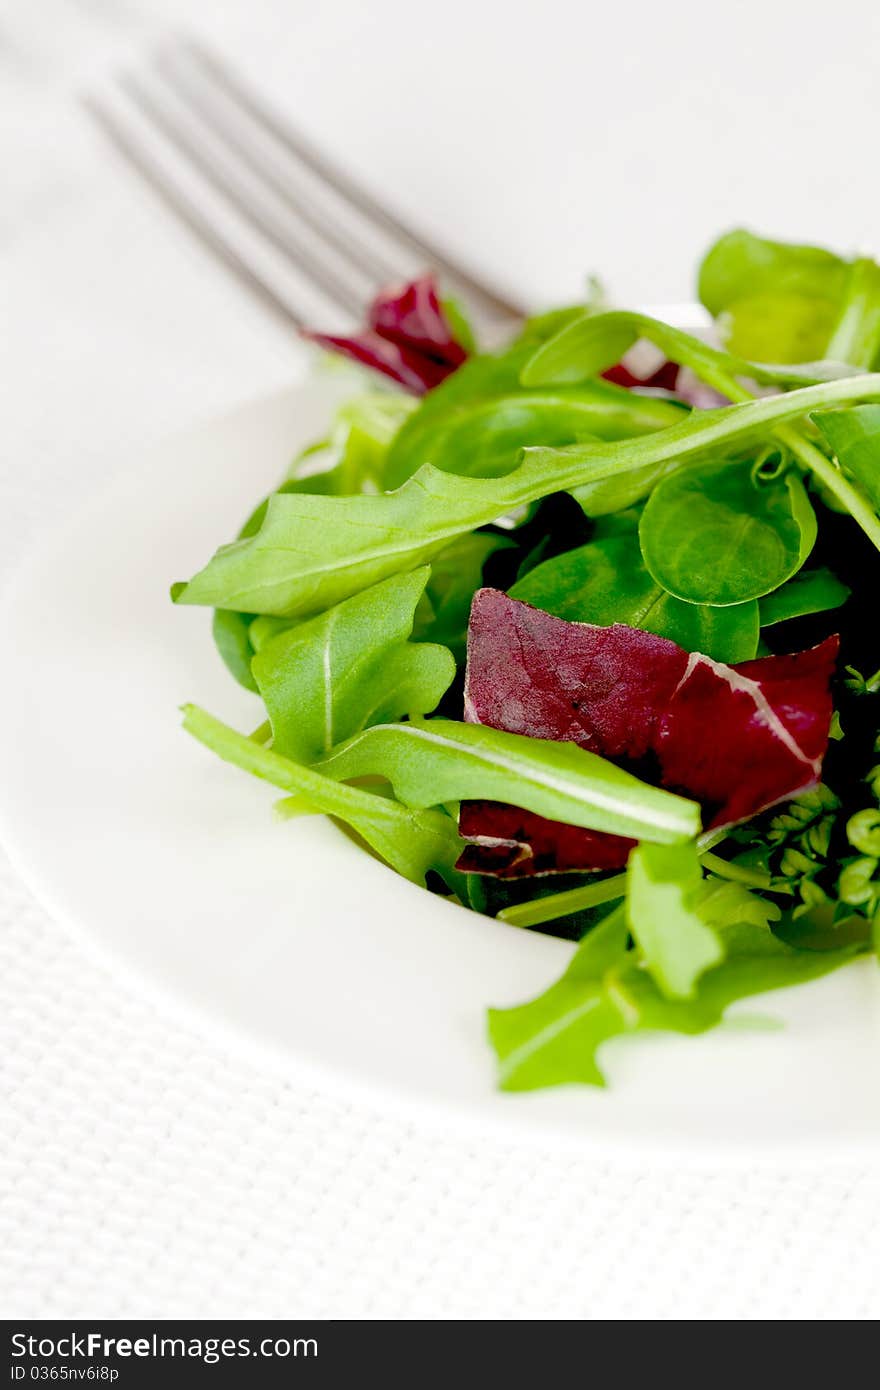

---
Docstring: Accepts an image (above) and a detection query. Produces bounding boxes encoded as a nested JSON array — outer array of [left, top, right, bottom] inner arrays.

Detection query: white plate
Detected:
[[1, 373, 879, 1160]]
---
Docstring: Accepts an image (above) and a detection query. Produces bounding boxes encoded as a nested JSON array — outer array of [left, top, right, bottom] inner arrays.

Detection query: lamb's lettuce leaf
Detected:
[[489, 890, 859, 1090], [383, 378, 686, 488], [759, 567, 850, 628], [510, 531, 760, 662], [813, 405, 880, 511], [638, 458, 817, 606], [413, 532, 514, 660], [313, 718, 701, 846], [698, 230, 880, 370]]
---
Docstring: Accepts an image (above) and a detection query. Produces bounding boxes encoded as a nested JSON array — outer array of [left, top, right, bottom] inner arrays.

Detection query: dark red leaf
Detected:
[[305, 330, 452, 393], [369, 275, 468, 368], [602, 360, 729, 408], [457, 800, 634, 877], [462, 588, 685, 761], [459, 590, 837, 876], [602, 360, 681, 392], [305, 274, 468, 394], [654, 640, 837, 828]]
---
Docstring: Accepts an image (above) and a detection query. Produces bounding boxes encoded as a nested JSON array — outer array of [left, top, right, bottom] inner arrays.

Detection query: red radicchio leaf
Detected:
[[457, 801, 635, 877], [602, 359, 729, 409], [601, 360, 681, 392], [459, 589, 838, 877], [369, 276, 467, 368], [305, 274, 468, 394]]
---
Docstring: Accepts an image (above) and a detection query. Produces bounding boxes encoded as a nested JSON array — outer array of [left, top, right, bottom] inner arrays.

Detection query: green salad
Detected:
[[174, 229, 880, 1091]]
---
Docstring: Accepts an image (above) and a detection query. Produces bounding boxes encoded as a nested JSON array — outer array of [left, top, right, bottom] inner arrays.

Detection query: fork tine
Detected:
[[176, 36, 527, 329], [154, 45, 406, 291], [82, 94, 308, 331], [120, 71, 369, 319]]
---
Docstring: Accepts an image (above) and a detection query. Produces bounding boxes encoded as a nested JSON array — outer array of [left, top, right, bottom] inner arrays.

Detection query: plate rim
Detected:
[[2, 358, 879, 1163]]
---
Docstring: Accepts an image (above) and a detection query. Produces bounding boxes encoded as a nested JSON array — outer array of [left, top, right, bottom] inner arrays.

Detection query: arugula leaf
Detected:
[[813, 405, 880, 511], [313, 718, 701, 845], [252, 568, 455, 763], [510, 532, 760, 662], [759, 567, 850, 628], [439, 295, 477, 355], [209, 393, 415, 686], [639, 459, 817, 606], [626, 842, 723, 998], [700, 229, 849, 313], [329, 392, 418, 490], [520, 309, 852, 394], [383, 376, 685, 489], [488, 909, 632, 1089], [381, 312, 611, 484], [173, 374, 880, 619], [181, 704, 464, 888], [256, 394, 415, 519], [381, 347, 543, 482], [489, 891, 858, 1091], [496, 872, 628, 930]]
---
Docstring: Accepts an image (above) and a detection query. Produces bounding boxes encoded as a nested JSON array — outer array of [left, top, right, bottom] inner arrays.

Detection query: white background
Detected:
[[2, 0, 880, 1318]]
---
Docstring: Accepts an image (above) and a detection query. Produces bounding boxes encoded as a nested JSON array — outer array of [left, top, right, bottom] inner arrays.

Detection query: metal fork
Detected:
[[83, 37, 525, 343]]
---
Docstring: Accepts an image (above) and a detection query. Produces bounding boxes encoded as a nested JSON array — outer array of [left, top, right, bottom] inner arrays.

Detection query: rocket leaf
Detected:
[[626, 841, 723, 998], [173, 374, 880, 619], [252, 568, 455, 762], [489, 891, 857, 1091], [813, 405, 880, 511]]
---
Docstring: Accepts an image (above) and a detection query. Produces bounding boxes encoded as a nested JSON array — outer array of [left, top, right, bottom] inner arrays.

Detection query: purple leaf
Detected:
[[305, 330, 452, 393], [602, 360, 681, 392], [306, 274, 468, 394], [459, 590, 837, 876], [369, 275, 468, 368], [603, 360, 729, 409]]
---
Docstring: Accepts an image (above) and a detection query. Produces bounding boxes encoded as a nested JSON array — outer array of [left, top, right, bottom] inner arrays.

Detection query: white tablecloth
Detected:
[[2, 0, 879, 1320]]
